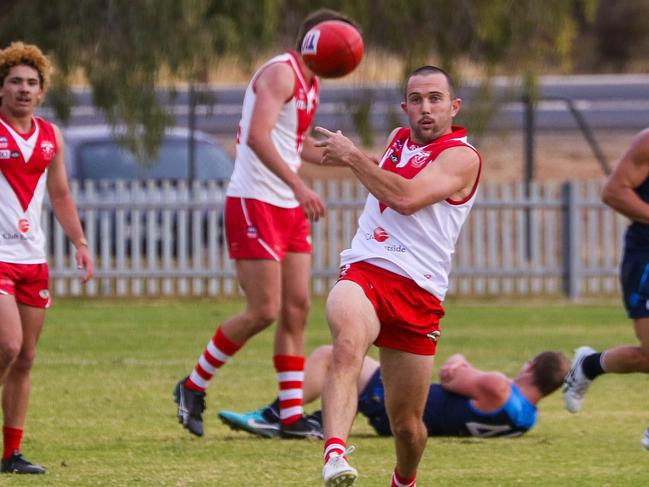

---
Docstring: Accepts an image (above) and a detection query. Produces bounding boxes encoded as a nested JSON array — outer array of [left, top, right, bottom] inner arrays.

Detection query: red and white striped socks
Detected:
[[324, 438, 347, 463], [273, 355, 305, 425], [392, 469, 416, 487], [185, 327, 242, 392]]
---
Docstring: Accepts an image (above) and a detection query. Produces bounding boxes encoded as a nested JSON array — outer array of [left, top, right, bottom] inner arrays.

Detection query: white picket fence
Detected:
[[45, 179, 626, 298]]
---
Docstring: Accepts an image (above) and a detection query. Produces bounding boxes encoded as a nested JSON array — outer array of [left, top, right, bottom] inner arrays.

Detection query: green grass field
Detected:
[[4, 297, 649, 486]]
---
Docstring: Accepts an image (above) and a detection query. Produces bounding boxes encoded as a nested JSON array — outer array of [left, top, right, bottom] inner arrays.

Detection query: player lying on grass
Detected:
[[219, 345, 569, 439]]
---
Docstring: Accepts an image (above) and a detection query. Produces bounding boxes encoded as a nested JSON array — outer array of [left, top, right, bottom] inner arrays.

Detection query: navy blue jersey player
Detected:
[[563, 128, 649, 450], [219, 345, 569, 439]]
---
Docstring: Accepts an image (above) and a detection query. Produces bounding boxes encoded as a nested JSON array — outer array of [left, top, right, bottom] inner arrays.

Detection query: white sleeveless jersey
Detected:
[[340, 127, 482, 301], [227, 51, 320, 208], [0, 115, 58, 264]]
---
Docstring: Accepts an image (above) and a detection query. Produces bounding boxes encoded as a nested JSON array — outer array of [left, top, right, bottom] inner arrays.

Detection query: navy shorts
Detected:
[[357, 369, 391, 436], [620, 251, 649, 318]]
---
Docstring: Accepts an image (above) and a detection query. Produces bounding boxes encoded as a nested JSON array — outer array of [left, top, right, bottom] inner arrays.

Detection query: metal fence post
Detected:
[[562, 181, 581, 299]]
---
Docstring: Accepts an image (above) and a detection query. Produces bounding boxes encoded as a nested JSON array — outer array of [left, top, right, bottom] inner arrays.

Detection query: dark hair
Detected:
[[295, 9, 359, 51], [403, 65, 456, 100], [531, 351, 570, 396]]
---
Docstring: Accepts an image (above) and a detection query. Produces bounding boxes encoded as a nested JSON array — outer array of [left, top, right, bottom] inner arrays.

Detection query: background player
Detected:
[[315, 65, 482, 487], [174, 9, 360, 439], [219, 345, 570, 439], [563, 128, 649, 449], [0, 42, 93, 474]]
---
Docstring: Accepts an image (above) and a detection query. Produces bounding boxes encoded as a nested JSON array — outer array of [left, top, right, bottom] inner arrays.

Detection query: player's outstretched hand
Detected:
[[314, 126, 358, 166]]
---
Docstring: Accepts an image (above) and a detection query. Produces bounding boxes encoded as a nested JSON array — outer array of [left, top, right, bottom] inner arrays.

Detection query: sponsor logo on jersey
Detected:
[[0, 137, 7, 149], [385, 244, 406, 253], [0, 150, 10, 159], [301, 30, 321, 55], [246, 225, 258, 238], [11, 151, 19, 159], [17, 218, 30, 234], [2, 232, 33, 241], [390, 153, 399, 163], [373, 227, 389, 242], [410, 151, 430, 168], [40, 140, 56, 160], [339, 264, 351, 277]]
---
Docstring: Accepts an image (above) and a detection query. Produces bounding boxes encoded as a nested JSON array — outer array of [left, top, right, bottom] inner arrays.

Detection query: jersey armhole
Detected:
[[445, 144, 482, 205]]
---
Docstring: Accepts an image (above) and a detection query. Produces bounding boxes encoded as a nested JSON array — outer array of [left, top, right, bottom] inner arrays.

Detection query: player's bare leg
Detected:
[[175, 259, 281, 436], [0, 298, 47, 474], [0, 296, 22, 384], [2, 304, 45, 429], [601, 318, 649, 373], [322, 281, 379, 485], [220, 259, 282, 343], [323, 281, 378, 441], [275, 252, 311, 357], [380, 348, 434, 484], [274, 251, 322, 438]]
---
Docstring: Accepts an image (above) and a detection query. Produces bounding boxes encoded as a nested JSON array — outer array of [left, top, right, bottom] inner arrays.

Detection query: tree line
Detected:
[[4, 0, 643, 154]]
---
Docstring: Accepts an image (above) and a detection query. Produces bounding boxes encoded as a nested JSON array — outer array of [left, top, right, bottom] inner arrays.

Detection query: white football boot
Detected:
[[323, 447, 358, 487], [562, 346, 596, 413]]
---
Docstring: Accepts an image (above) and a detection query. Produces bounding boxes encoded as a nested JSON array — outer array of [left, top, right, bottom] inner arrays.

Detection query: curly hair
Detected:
[[0, 41, 52, 92]]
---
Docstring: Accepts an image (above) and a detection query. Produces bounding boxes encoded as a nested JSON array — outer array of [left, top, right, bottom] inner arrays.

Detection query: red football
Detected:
[[300, 20, 364, 78]]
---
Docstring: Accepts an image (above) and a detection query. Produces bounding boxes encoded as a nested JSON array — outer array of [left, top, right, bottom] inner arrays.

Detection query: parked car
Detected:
[[60, 125, 234, 257], [63, 125, 234, 183]]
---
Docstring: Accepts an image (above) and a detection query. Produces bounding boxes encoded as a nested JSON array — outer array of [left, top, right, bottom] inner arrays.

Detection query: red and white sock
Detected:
[[273, 355, 305, 426], [324, 438, 347, 463], [2, 426, 22, 460], [186, 327, 242, 392], [392, 469, 416, 487]]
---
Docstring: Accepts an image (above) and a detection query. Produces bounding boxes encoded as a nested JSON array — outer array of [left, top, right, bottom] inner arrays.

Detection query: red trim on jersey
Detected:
[[378, 126, 480, 210], [0, 116, 58, 211], [0, 113, 37, 139], [445, 144, 482, 205]]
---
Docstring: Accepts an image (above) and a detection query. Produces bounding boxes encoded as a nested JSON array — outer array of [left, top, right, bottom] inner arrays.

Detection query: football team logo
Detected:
[[39, 289, 50, 300], [41, 140, 55, 160], [410, 151, 430, 168], [0, 150, 10, 159], [373, 227, 389, 242], [246, 225, 258, 238], [18, 218, 30, 234], [301, 29, 321, 55]]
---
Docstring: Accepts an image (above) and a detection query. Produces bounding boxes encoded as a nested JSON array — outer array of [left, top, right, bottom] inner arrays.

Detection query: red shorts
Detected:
[[0, 262, 51, 308], [225, 197, 311, 261], [338, 261, 444, 355]]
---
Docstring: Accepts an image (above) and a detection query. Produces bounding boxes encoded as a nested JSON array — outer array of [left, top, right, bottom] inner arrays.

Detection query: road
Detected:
[[39, 74, 649, 135]]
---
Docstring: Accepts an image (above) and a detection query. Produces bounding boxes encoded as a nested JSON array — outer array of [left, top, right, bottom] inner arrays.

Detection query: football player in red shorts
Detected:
[[316, 66, 482, 486], [0, 42, 93, 474], [173, 9, 361, 440]]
